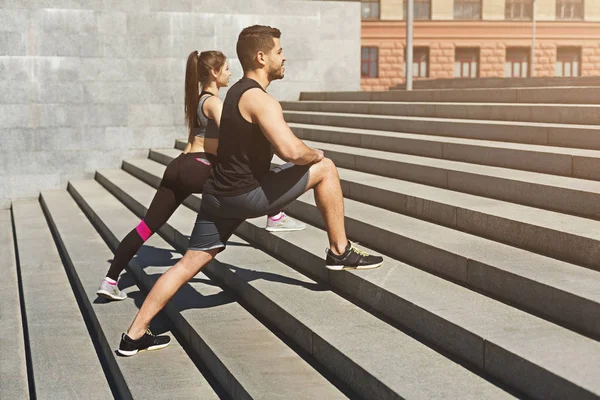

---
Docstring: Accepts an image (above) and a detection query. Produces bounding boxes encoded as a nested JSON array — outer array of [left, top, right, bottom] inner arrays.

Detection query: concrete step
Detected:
[[39, 190, 222, 400], [0, 210, 29, 399], [10, 199, 113, 400], [288, 123, 600, 181], [156, 147, 600, 340], [68, 178, 348, 400], [299, 140, 600, 224], [300, 86, 600, 104], [281, 101, 600, 125], [283, 110, 600, 151], [99, 164, 517, 400], [168, 143, 600, 273], [280, 154, 600, 283], [121, 155, 600, 400], [236, 210, 600, 400]]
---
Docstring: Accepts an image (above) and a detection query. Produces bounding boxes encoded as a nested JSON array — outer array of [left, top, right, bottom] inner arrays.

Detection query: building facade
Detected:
[[361, 0, 600, 90]]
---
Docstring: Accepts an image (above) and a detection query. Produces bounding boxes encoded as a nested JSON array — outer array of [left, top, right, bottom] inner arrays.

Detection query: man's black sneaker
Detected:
[[117, 329, 171, 356], [325, 241, 383, 271]]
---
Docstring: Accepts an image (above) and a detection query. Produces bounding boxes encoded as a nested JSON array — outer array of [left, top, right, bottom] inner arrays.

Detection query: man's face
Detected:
[[266, 38, 286, 81]]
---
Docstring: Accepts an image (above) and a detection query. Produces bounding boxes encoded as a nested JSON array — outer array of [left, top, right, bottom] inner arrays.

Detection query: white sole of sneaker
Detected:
[[117, 342, 170, 357], [96, 289, 127, 301], [265, 227, 306, 232], [117, 348, 138, 357], [326, 262, 383, 271]]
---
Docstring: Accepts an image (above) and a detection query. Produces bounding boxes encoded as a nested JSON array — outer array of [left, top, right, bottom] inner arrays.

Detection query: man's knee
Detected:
[[312, 157, 336, 176], [321, 157, 339, 179], [181, 248, 218, 270], [322, 157, 336, 168]]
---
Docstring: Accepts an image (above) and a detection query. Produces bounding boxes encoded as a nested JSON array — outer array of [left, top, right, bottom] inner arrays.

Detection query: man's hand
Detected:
[[311, 148, 324, 164]]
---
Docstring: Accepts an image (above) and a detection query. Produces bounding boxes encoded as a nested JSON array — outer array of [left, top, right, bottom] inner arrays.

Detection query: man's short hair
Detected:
[[236, 25, 281, 71]]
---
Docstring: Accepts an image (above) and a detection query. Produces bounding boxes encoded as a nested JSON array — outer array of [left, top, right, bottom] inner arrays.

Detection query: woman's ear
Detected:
[[210, 68, 219, 80]]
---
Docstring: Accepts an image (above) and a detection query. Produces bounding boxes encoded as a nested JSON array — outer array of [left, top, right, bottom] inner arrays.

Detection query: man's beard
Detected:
[[268, 65, 285, 81]]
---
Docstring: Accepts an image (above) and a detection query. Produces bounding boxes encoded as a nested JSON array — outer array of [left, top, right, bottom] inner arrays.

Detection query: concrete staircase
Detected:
[[3, 86, 600, 399]]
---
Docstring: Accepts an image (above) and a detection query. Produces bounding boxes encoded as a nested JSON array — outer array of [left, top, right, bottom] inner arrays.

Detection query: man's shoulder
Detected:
[[241, 88, 278, 113]]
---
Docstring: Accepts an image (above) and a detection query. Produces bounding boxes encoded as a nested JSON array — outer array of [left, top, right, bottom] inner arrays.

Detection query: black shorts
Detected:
[[188, 162, 310, 251]]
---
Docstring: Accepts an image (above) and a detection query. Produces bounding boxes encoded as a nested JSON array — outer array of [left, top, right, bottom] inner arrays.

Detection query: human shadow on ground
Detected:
[[94, 239, 328, 336]]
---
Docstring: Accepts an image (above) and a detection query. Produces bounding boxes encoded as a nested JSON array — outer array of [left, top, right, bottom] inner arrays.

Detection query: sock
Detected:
[[268, 211, 285, 221], [104, 277, 117, 285]]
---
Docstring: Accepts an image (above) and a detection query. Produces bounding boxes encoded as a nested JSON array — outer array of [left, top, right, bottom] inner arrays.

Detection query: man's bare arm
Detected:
[[245, 90, 323, 165]]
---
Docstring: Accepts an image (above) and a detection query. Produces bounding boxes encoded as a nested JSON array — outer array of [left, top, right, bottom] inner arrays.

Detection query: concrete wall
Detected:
[[0, 0, 361, 208]]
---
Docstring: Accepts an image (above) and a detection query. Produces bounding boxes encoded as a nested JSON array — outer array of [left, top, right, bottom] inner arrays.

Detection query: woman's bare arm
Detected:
[[203, 96, 223, 129]]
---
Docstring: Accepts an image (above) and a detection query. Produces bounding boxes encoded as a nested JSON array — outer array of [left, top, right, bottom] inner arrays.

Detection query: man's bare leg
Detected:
[[306, 157, 348, 255], [127, 248, 220, 339]]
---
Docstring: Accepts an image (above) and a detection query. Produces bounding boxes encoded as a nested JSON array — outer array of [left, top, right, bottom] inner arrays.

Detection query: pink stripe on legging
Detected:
[[135, 220, 153, 241], [195, 158, 211, 165]]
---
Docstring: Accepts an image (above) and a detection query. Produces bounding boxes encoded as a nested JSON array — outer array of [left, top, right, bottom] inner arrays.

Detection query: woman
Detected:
[[97, 50, 304, 301], [96, 50, 230, 300]]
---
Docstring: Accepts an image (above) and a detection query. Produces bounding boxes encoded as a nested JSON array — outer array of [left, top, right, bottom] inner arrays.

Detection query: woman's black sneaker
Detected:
[[325, 241, 383, 271], [117, 329, 171, 356]]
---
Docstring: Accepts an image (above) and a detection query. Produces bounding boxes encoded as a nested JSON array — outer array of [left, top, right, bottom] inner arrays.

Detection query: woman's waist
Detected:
[[186, 138, 218, 155]]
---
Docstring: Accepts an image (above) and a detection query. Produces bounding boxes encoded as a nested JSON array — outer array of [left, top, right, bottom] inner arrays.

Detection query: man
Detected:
[[117, 25, 383, 356]]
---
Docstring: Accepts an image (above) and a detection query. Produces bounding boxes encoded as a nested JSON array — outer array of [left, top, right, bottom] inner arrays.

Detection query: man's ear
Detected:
[[256, 51, 266, 67]]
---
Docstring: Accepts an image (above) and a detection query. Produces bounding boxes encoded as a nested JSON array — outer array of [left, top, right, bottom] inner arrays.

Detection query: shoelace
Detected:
[[146, 329, 155, 337], [350, 244, 369, 257]]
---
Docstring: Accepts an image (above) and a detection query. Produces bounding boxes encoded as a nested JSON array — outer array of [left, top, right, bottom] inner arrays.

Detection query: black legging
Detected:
[[106, 152, 213, 280]]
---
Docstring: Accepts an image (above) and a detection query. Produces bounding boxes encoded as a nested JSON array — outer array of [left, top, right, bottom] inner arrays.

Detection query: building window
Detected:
[[505, 0, 533, 20], [361, 47, 379, 78], [556, 47, 581, 77], [505, 48, 530, 78], [454, 0, 482, 20], [405, 47, 429, 78], [556, 0, 584, 20], [361, 0, 380, 19], [403, 0, 431, 20], [454, 48, 479, 78]]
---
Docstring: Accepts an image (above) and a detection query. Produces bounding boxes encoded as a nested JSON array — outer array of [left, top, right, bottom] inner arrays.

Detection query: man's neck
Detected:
[[244, 71, 271, 91]]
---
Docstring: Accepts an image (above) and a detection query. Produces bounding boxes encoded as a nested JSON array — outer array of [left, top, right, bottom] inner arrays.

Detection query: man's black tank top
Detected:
[[203, 77, 273, 196]]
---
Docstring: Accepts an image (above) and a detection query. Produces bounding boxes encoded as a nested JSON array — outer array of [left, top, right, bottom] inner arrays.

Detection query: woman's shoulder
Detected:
[[203, 95, 222, 105], [203, 95, 223, 112], [200, 95, 222, 120]]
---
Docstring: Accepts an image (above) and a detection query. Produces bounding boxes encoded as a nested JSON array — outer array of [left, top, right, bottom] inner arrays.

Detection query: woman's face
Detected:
[[217, 62, 232, 88]]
